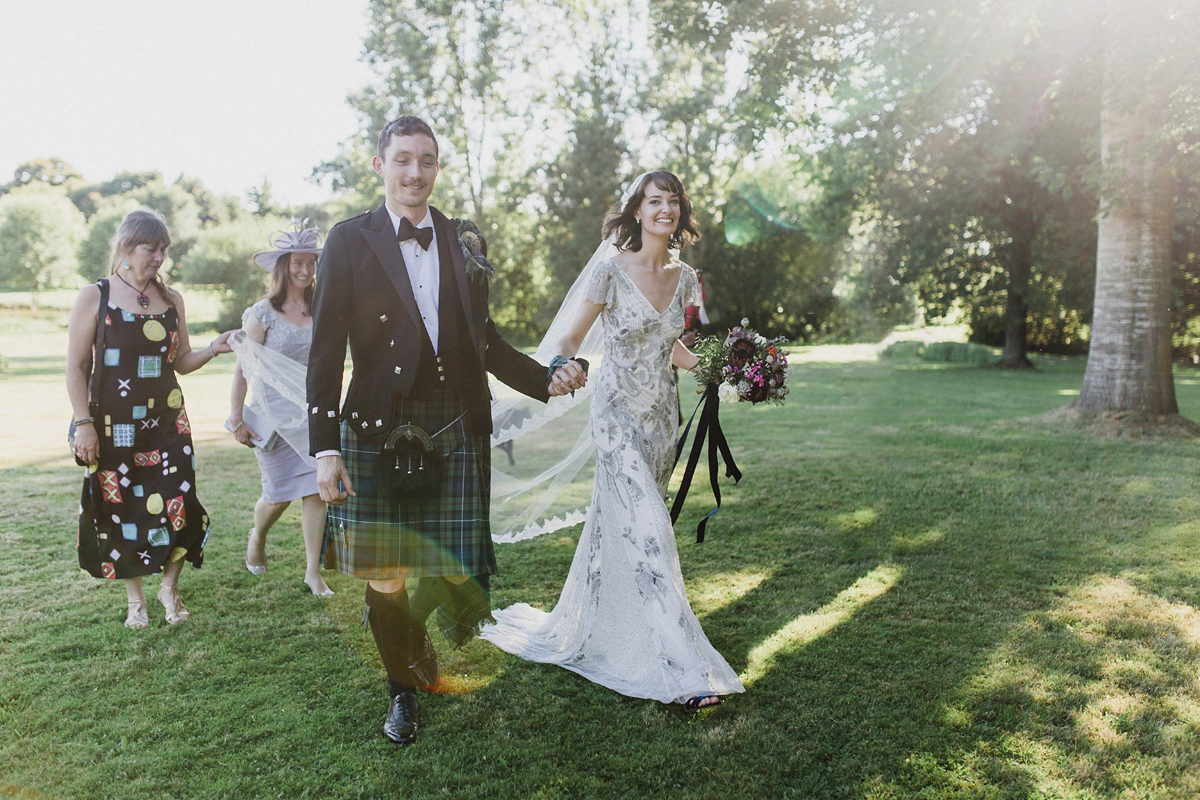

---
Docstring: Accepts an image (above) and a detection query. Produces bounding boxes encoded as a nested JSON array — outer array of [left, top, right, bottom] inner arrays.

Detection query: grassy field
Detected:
[[4, 322, 1200, 799]]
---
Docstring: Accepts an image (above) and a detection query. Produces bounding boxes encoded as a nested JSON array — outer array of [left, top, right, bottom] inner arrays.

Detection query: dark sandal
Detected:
[[683, 695, 722, 712]]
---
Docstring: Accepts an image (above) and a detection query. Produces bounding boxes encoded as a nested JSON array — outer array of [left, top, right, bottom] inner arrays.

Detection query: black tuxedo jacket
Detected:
[[306, 204, 549, 455]]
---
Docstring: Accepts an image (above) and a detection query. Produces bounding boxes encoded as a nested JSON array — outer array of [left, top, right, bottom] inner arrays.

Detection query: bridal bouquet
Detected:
[[692, 319, 790, 405]]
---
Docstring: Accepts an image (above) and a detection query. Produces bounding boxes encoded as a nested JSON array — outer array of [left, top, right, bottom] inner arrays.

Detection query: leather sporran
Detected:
[[374, 424, 444, 501]]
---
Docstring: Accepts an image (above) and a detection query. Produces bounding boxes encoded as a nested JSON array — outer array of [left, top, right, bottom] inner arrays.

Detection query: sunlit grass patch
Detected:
[[922, 576, 1200, 798], [686, 567, 773, 616], [741, 563, 903, 686], [834, 507, 881, 531]]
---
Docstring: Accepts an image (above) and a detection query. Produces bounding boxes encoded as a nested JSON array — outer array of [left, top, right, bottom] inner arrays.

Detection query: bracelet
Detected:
[[547, 355, 590, 382], [207, 343, 216, 359], [74, 416, 95, 426], [233, 421, 246, 432]]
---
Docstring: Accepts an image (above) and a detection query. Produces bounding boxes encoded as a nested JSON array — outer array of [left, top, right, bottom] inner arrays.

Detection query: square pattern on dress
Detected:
[[137, 356, 161, 379], [112, 424, 135, 447]]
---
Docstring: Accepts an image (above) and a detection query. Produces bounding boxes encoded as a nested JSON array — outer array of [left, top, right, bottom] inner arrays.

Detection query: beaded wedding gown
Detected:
[[482, 258, 745, 704]]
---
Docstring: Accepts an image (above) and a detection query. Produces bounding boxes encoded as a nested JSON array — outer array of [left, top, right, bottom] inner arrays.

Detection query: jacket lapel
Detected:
[[361, 205, 423, 331], [431, 207, 482, 356]]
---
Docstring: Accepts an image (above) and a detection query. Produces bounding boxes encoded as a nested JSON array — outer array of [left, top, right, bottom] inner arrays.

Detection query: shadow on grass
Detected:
[[7, 357, 1200, 798]]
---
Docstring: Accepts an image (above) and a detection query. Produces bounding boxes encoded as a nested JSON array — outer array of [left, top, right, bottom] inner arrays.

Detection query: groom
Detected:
[[307, 115, 584, 745]]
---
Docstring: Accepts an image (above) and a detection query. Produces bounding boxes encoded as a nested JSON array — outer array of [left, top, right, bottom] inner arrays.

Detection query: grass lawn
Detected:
[[4, 323, 1200, 799]]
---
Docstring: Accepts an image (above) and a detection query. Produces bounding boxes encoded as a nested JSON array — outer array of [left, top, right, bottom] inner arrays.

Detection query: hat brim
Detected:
[[253, 248, 322, 271]]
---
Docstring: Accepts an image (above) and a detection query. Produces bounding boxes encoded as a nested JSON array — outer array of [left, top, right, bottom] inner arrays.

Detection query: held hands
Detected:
[[317, 454, 355, 505], [548, 359, 588, 396], [209, 330, 236, 356]]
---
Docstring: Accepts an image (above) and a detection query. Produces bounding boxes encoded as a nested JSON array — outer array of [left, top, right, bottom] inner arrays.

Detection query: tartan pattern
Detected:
[[324, 390, 496, 580]]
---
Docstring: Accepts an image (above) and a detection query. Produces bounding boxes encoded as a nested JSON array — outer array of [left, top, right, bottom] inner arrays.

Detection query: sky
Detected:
[[0, 0, 375, 207]]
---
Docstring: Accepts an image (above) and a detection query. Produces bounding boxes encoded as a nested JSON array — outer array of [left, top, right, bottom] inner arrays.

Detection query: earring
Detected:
[[634, 218, 641, 226], [123, 259, 131, 271]]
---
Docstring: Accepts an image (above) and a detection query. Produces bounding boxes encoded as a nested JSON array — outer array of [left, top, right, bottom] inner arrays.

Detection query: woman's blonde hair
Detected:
[[108, 208, 174, 306]]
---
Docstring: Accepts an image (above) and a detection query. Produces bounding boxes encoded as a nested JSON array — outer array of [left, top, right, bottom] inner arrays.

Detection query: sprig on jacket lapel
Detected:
[[455, 219, 495, 284]]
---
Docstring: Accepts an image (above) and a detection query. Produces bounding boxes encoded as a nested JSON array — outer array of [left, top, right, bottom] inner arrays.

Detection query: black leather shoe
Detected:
[[383, 690, 419, 745]]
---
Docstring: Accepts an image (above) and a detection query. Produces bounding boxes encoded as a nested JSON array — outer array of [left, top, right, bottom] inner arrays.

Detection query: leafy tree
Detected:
[[67, 170, 164, 219], [324, 0, 541, 223], [129, 181, 203, 264], [176, 176, 244, 228], [247, 179, 280, 218], [2, 158, 82, 194], [0, 189, 85, 307], [540, 50, 631, 302], [76, 196, 142, 280], [176, 217, 283, 330], [1076, 0, 1200, 417]]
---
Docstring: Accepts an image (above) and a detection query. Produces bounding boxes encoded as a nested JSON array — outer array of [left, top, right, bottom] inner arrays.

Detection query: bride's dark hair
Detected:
[[602, 170, 701, 252]]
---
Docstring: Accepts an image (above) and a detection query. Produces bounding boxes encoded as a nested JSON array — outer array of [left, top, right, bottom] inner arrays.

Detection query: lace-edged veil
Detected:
[[229, 333, 317, 469], [489, 172, 661, 542], [487, 234, 618, 541]]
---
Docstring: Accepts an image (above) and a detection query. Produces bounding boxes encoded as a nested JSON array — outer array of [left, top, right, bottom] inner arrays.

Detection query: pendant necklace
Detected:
[[116, 271, 153, 309]]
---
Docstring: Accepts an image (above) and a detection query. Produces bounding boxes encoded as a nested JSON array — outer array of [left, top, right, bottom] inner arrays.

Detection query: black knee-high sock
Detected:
[[364, 585, 438, 691]]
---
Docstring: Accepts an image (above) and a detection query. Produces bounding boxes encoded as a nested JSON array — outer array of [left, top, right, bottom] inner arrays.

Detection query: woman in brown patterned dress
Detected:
[[66, 208, 235, 628]]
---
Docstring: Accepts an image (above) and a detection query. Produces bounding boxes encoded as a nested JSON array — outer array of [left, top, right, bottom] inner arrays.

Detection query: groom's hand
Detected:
[[549, 361, 587, 396], [317, 454, 355, 505]]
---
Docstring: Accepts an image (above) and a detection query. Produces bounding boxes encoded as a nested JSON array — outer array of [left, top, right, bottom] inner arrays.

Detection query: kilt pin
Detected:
[[306, 203, 550, 704]]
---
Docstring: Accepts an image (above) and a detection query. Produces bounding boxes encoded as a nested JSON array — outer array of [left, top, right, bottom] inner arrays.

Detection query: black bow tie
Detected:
[[397, 217, 434, 250]]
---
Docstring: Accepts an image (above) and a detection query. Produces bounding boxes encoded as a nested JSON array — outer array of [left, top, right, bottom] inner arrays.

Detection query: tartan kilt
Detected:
[[323, 390, 496, 580]]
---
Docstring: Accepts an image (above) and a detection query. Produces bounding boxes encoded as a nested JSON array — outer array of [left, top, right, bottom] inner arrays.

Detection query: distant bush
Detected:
[[879, 340, 997, 365], [921, 341, 997, 365], [879, 340, 925, 360]]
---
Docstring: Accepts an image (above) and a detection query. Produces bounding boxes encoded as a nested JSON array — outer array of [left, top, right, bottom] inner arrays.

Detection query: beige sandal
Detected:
[[124, 599, 149, 629], [245, 528, 267, 575], [157, 583, 190, 624]]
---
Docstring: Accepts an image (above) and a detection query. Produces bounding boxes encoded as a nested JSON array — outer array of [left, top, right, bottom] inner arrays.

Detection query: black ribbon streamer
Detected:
[[670, 384, 742, 543]]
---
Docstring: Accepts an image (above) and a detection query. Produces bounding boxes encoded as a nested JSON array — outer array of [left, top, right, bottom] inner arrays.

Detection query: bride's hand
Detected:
[[549, 361, 587, 396]]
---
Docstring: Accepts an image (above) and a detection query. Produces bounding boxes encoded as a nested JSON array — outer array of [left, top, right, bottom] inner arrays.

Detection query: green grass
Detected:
[[5, 329, 1200, 799]]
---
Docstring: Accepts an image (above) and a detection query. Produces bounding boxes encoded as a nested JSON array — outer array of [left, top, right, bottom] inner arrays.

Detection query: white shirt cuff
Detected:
[[315, 450, 341, 459]]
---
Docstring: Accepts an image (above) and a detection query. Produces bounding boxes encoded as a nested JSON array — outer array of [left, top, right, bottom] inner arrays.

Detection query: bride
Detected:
[[482, 171, 745, 710]]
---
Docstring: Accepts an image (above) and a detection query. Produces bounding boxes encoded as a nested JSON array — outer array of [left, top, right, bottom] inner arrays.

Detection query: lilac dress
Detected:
[[243, 299, 318, 503]]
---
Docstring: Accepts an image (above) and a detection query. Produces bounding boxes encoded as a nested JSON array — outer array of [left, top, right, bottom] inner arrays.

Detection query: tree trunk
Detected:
[[995, 206, 1035, 369], [1075, 0, 1179, 415]]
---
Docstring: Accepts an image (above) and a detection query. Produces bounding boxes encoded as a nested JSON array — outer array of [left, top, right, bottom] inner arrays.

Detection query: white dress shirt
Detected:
[[385, 204, 441, 353]]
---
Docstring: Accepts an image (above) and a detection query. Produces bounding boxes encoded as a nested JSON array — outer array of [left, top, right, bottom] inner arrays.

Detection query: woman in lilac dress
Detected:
[[230, 222, 331, 596]]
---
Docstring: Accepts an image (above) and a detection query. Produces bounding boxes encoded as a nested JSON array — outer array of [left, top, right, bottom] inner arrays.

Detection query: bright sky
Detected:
[[0, 0, 374, 207]]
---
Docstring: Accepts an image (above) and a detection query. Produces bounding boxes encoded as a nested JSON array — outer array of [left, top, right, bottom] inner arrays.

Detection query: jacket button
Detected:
[[394, 366, 402, 374]]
